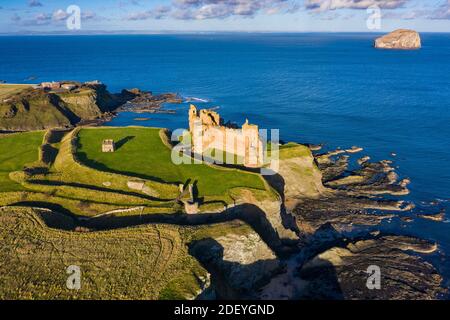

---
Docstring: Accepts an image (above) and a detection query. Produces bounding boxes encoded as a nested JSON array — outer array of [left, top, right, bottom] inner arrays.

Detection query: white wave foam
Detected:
[[185, 97, 209, 103]]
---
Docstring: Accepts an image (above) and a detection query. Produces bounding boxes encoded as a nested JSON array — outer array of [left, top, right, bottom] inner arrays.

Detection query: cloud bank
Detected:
[[304, 0, 407, 12], [126, 0, 300, 21]]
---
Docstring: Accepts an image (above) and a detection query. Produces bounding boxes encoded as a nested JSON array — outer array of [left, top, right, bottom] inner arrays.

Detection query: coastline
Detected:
[[1, 31, 450, 300]]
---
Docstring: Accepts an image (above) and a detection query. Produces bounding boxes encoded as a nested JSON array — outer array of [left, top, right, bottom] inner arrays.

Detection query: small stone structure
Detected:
[[102, 139, 115, 153], [188, 104, 264, 167]]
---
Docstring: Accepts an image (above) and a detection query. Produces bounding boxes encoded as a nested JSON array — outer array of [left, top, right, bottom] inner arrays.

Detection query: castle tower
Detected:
[[188, 105, 264, 168], [189, 104, 198, 132], [242, 120, 263, 167]]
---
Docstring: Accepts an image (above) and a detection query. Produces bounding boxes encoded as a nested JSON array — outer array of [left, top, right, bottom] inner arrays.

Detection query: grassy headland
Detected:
[[0, 83, 123, 131], [0, 126, 270, 217], [76, 127, 266, 199]]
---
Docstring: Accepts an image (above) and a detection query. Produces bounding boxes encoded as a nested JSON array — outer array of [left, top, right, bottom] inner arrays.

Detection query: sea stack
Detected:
[[374, 29, 421, 50]]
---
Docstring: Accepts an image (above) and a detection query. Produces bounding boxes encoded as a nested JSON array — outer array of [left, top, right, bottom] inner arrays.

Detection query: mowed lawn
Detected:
[[0, 131, 44, 192], [77, 127, 266, 197]]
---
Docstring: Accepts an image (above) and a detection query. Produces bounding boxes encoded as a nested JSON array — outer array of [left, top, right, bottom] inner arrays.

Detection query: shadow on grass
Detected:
[[84, 203, 298, 258], [40, 144, 59, 166], [29, 179, 175, 202], [75, 146, 173, 185], [10, 201, 75, 218], [115, 136, 135, 151]]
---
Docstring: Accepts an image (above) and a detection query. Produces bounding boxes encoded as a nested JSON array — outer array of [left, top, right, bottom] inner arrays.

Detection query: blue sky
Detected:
[[0, 0, 449, 33]]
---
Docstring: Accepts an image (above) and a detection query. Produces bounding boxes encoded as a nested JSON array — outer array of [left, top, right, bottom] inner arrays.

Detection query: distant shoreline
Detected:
[[1, 31, 450, 37]]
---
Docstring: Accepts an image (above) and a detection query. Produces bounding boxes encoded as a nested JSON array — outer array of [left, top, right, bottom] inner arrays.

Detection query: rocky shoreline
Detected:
[[191, 144, 448, 300], [117, 89, 182, 113], [0, 82, 183, 132], [80, 90, 183, 127]]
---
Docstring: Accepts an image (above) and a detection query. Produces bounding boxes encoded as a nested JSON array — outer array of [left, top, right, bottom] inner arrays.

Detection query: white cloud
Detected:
[[52, 9, 69, 21], [126, 0, 299, 21], [304, 0, 408, 12], [429, 0, 450, 19]]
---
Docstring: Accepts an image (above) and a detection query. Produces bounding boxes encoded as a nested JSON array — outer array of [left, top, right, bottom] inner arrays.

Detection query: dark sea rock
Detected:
[[297, 236, 444, 300]]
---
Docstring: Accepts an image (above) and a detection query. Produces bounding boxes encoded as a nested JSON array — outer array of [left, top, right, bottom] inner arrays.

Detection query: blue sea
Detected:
[[1, 33, 449, 288]]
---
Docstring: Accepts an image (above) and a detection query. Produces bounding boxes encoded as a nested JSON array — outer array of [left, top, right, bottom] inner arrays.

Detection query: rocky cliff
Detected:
[[374, 29, 421, 50], [189, 232, 282, 299]]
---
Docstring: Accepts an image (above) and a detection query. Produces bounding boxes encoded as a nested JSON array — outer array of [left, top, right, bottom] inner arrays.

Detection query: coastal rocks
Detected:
[[297, 236, 445, 299], [316, 151, 349, 182], [189, 232, 282, 299], [357, 156, 370, 166], [323, 155, 410, 196], [374, 29, 421, 50], [293, 197, 397, 235], [119, 91, 182, 113], [290, 146, 414, 237], [418, 211, 446, 222], [345, 146, 363, 154]]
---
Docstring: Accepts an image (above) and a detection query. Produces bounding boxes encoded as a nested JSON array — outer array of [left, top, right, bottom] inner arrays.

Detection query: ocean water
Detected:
[[1, 34, 449, 288]]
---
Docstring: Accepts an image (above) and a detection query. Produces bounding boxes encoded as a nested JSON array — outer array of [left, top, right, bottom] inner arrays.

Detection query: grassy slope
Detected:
[[0, 85, 116, 131], [76, 127, 266, 199], [0, 84, 31, 100], [0, 89, 72, 131], [0, 206, 253, 299], [0, 131, 44, 192], [0, 207, 208, 300]]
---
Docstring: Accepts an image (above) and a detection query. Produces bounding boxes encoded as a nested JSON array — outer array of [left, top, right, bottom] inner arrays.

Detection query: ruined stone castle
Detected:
[[188, 104, 264, 167]]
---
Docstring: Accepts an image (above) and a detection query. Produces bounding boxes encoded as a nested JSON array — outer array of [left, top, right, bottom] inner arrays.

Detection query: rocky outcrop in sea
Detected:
[[374, 29, 421, 50]]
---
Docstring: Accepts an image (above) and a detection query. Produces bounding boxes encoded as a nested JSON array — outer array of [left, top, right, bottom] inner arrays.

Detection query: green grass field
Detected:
[[0, 84, 31, 100], [0, 131, 44, 192], [76, 127, 266, 198], [0, 127, 271, 217]]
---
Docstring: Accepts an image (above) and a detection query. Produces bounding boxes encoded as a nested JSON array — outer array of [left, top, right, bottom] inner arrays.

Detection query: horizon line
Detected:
[[1, 29, 450, 36]]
